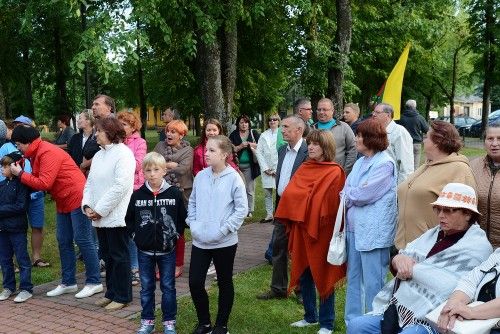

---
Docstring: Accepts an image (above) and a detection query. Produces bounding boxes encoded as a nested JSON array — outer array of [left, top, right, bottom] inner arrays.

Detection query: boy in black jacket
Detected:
[[126, 152, 187, 334], [0, 152, 33, 303]]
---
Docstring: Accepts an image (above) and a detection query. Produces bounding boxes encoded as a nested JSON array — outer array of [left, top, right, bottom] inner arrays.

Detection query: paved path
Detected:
[[0, 223, 274, 334]]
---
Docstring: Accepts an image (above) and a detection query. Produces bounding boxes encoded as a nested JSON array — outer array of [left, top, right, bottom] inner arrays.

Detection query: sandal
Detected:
[[32, 259, 50, 268]]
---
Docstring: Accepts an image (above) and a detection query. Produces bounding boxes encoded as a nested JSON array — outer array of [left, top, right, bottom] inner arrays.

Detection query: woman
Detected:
[[395, 120, 476, 250], [117, 111, 147, 286], [274, 130, 346, 334], [344, 119, 397, 323], [347, 183, 492, 334], [188, 135, 247, 334], [154, 120, 191, 278], [470, 122, 500, 248], [229, 115, 260, 218], [54, 114, 75, 151], [438, 248, 500, 333], [193, 119, 238, 176], [82, 117, 135, 311], [255, 114, 280, 223], [67, 110, 100, 176]]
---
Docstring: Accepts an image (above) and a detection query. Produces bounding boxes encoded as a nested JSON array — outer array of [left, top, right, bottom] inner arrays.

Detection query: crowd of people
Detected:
[[0, 94, 499, 334]]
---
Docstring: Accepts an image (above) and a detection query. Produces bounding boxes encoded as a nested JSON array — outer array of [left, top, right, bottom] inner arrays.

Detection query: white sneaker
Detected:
[[0, 289, 13, 301], [14, 290, 32, 303], [75, 284, 103, 298], [317, 328, 332, 334], [46, 284, 78, 297], [290, 320, 318, 327]]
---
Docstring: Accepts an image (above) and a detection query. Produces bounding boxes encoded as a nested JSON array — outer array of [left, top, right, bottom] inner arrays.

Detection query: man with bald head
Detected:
[[258, 115, 308, 300], [398, 99, 429, 170], [312, 98, 356, 174]]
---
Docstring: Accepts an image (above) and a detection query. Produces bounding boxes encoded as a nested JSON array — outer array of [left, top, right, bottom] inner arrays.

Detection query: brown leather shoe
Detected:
[[105, 301, 127, 311], [256, 290, 287, 300], [95, 297, 112, 307]]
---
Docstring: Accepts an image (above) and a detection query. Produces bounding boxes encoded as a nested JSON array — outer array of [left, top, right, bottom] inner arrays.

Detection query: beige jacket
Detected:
[[395, 153, 476, 250], [470, 156, 500, 248]]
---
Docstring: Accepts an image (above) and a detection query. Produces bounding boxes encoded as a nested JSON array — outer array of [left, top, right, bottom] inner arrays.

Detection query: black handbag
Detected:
[[477, 269, 499, 303], [380, 279, 401, 334]]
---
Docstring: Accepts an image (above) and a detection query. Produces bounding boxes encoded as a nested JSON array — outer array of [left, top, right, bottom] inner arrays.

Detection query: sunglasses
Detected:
[[269, 118, 279, 122], [432, 206, 460, 215]]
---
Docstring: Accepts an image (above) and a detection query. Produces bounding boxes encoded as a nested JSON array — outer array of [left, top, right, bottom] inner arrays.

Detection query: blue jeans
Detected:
[[129, 238, 138, 271], [347, 314, 439, 334], [28, 191, 45, 228], [56, 208, 100, 285], [0, 232, 33, 293], [138, 250, 176, 321], [300, 267, 334, 330], [345, 231, 390, 324]]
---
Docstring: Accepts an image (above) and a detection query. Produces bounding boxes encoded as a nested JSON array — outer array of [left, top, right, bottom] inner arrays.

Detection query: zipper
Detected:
[[153, 192, 157, 258], [486, 167, 498, 239]]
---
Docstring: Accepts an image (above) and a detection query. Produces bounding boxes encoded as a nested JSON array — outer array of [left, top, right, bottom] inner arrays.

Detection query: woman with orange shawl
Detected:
[[275, 129, 346, 334]]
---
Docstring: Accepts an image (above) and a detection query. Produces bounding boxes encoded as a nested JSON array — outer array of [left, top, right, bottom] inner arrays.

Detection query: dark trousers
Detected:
[[270, 221, 288, 295], [97, 227, 132, 304], [189, 244, 237, 327]]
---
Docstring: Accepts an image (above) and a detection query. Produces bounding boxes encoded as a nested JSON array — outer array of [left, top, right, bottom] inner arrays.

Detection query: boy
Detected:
[[126, 152, 187, 334], [0, 152, 33, 303]]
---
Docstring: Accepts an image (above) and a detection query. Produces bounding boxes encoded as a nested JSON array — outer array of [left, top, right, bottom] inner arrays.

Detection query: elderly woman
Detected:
[[117, 111, 147, 286], [274, 129, 346, 334], [470, 122, 500, 248], [255, 114, 280, 223], [154, 120, 191, 278], [68, 110, 99, 176], [344, 118, 397, 323], [82, 118, 135, 311], [54, 114, 75, 151], [438, 248, 500, 334], [395, 120, 476, 250], [229, 115, 260, 218], [193, 119, 238, 176], [347, 183, 492, 334]]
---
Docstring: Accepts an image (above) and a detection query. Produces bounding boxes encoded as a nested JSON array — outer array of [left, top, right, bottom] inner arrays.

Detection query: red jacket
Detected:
[[193, 140, 239, 176], [20, 138, 86, 213]]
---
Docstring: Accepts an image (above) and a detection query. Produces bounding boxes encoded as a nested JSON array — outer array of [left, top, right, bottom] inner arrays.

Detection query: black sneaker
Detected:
[[192, 323, 212, 334], [211, 326, 229, 334]]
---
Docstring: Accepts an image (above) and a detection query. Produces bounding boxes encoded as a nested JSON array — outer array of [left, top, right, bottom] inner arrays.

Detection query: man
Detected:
[[10, 125, 102, 299], [312, 98, 356, 175], [158, 107, 179, 142], [258, 115, 308, 300], [276, 98, 312, 149], [91, 94, 115, 120], [398, 99, 429, 170], [343, 103, 363, 133], [372, 102, 414, 184]]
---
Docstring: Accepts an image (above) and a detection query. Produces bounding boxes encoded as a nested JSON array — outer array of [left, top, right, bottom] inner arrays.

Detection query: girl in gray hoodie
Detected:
[[187, 135, 247, 334]]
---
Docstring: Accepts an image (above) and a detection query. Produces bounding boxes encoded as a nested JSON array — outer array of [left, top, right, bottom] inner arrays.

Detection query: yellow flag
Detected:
[[382, 43, 411, 120]]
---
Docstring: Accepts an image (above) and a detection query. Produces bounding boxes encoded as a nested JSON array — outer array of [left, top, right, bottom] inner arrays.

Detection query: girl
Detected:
[[187, 135, 247, 334]]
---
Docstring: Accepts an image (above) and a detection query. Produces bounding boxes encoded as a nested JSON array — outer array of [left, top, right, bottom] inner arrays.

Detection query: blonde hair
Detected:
[[142, 152, 167, 169], [207, 135, 233, 157]]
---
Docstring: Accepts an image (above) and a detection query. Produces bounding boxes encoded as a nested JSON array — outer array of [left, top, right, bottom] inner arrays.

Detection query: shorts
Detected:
[[28, 191, 45, 229]]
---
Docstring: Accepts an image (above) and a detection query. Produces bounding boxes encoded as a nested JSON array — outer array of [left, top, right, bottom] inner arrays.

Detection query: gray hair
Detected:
[[486, 121, 500, 134], [80, 109, 95, 127], [165, 107, 180, 120], [377, 103, 394, 118], [405, 99, 417, 110], [283, 115, 305, 132], [293, 98, 311, 114]]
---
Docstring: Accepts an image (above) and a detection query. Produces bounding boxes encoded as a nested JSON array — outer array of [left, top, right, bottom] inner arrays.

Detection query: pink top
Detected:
[[192, 140, 239, 176], [124, 132, 147, 190]]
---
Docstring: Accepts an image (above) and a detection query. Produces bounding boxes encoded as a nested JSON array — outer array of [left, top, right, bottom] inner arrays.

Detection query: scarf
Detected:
[[274, 160, 346, 299], [163, 140, 189, 189], [371, 224, 492, 332]]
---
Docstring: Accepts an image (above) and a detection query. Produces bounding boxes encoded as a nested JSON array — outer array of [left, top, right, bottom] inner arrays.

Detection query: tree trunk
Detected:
[[81, 2, 91, 108], [424, 93, 432, 121], [137, 37, 147, 139], [327, 0, 352, 117], [53, 24, 70, 116], [449, 47, 459, 124], [481, 0, 496, 129], [22, 45, 35, 118], [221, 24, 237, 129], [0, 78, 6, 120]]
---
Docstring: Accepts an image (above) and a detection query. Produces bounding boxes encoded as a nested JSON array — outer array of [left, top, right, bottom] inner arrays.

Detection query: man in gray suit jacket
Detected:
[[257, 115, 308, 300]]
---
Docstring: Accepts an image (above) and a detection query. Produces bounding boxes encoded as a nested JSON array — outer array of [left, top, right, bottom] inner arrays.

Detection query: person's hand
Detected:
[[10, 162, 22, 176], [392, 254, 416, 280], [165, 161, 178, 169], [264, 169, 274, 176], [175, 266, 183, 278], [248, 142, 257, 149]]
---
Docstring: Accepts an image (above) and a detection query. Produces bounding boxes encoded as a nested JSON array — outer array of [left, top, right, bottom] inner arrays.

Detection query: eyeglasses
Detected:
[[300, 107, 312, 111], [432, 206, 460, 215], [269, 118, 279, 122]]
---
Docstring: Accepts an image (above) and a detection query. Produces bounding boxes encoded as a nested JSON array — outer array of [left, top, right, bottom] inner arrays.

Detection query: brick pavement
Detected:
[[0, 222, 274, 334]]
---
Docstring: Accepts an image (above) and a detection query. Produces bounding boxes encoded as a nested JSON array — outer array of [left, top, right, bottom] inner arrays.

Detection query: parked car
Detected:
[[437, 116, 478, 136], [467, 109, 500, 137]]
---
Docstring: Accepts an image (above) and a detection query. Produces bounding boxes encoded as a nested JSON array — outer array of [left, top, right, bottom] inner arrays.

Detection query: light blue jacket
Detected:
[[187, 165, 247, 249], [344, 151, 397, 251]]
